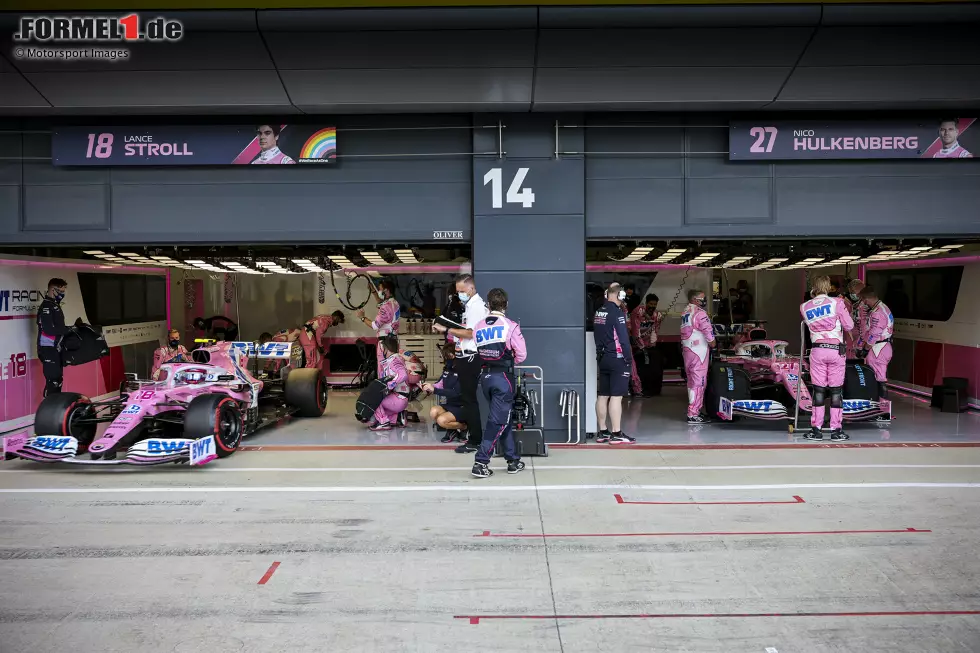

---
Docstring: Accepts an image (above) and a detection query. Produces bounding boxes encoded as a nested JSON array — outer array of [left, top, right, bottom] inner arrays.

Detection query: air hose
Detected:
[[329, 265, 378, 311]]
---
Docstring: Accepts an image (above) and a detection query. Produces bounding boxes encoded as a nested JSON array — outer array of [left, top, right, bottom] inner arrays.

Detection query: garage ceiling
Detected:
[[1, 4, 979, 114]]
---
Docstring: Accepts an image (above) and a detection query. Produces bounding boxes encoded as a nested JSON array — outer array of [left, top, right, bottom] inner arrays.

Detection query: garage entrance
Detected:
[[586, 238, 980, 445]]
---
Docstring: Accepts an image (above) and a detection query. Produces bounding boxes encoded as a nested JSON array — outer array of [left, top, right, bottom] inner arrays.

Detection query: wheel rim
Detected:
[[67, 403, 96, 445], [215, 402, 242, 451]]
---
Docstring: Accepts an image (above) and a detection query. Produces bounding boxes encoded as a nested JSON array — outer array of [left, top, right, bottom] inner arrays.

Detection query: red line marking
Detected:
[[238, 443, 980, 452], [614, 493, 806, 505], [475, 527, 929, 539], [257, 561, 281, 585], [455, 610, 980, 625]]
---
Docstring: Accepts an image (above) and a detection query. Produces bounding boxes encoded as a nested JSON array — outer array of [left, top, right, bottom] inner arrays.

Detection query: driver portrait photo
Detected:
[[251, 124, 296, 164], [932, 119, 973, 158]]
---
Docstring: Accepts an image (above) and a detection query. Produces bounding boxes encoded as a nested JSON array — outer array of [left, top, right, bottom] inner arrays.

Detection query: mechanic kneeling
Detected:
[[423, 341, 468, 443], [470, 288, 528, 478], [370, 335, 411, 432]]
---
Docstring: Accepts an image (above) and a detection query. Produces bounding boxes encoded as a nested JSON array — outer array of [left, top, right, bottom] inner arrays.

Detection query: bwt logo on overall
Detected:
[[476, 326, 505, 343], [805, 304, 832, 321]]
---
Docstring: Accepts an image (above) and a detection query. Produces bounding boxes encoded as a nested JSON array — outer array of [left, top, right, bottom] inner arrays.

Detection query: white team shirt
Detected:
[[457, 293, 489, 355]]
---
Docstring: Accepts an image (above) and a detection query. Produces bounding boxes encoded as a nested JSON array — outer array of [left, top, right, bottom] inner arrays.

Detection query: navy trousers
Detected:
[[475, 371, 518, 465]]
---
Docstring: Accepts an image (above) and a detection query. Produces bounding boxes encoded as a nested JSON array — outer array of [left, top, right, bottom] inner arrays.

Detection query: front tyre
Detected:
[[34, 392, 97, 448], [184, 393, 243, 458], [284, 367, 328, 417]]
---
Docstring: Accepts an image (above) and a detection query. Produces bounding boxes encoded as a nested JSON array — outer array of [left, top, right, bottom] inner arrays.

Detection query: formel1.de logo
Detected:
[[14, 15, 183, 43]]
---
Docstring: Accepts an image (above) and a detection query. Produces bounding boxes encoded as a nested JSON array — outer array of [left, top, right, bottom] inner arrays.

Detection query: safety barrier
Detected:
[[559, 388, 581, 445]]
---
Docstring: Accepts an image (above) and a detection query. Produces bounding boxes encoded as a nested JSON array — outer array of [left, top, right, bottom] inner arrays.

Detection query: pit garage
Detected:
[[584, 239, 980, 445]]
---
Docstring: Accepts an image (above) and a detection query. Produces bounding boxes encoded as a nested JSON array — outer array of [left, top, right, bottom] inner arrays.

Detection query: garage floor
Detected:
[[245, 387, 980, 447], [1, 447, 979, 652]]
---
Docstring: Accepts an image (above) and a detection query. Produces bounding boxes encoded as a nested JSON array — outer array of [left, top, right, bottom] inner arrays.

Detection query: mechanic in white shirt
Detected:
[[433, 274, 488, 453]]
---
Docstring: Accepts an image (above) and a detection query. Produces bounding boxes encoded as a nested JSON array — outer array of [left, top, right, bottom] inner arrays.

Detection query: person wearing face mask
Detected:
[[356, 279, 401, 377], [844, 278, 868, 360], [859, 285, 894, 414], [801, 276, 855, 441], [151, 328, 190, 378], [680, 289, 716, 424], [432, 274, 489, 453], [36, 278, 70, 397], [629, 293, 664, 397], [593, 285, 635, 444]]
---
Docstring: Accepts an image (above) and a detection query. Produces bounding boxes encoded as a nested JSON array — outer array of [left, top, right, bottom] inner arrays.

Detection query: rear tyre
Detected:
[[184, 393, 243, 458], [34, 392, 97, 448], [285, 367, 328, 417]]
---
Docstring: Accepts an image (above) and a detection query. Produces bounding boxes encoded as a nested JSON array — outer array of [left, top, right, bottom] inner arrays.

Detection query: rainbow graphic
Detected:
[[298, 127, 337, 162]]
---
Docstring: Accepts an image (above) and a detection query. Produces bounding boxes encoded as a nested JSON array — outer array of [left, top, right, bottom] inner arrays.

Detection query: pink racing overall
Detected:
[[151, 344, 189, 378], [374, 352, 410, 426], [629, 305, 662, 395], [298, 314, 338, 370], [680, 303, 715, 418], [801, 295, 854, 430], [842, 296, 866, 360], [372, 298, 401, 376], [864, 300, 894, 391]]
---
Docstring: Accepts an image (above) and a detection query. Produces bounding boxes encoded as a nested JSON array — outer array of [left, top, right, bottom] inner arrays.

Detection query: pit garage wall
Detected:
[[583, 115, 980, 239], [0, 115, 471, 244]]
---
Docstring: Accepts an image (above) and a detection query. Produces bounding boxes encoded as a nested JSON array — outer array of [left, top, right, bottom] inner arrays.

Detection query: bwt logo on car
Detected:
[[843, 400, 873, 412], [146, 440, 187, 454], [734, 400, 775, 412]]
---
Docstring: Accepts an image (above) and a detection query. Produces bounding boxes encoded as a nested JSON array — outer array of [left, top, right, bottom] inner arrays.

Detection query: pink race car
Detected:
[[706, 339, 891, 425], [2, 340, 327, 466]]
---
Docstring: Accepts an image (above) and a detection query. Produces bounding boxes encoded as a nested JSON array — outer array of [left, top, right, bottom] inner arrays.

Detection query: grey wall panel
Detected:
[[25, 70, 292, 109], [516, 327, 586, 384], [539, 6, 821, 28], [774, 160, 979, 179], [22, 185, 108, 231], [686, 177, 772, 224], [538, 28, 811, 67], [473, 159, 585, 216], [587, 155, 684, 179], [473, 271, 583, 328], [474, 215, 584, 272], [586, 178, 685, 234], [534, 67, 788, 107], [801, 27, 980, 66], [266, 30, 536, 69], [0, 73, 50, 109], [259, 7, 537, 31], [23, 162, 106, 185], [283, 69, 533, 112], [775, 176, 980, 234], [777, 65, 980, 104], [0, 162, 21, 185], [0, 186, 20, 236], [111, 181, 469, 241]]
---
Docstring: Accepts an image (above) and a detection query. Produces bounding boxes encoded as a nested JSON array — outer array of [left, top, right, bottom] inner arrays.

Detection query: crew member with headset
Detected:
[[801, 275, 854, 441], [36, 277, 70, 397], [470, 288, 527, 478], [593, 285, 636, 444], [859, 285, 894, 420], [356, 278, 400, 377], [433, 274, 489, 454]]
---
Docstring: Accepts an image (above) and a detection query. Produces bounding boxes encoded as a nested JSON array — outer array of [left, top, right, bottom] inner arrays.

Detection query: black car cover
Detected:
[[60, 324, 110, 366]]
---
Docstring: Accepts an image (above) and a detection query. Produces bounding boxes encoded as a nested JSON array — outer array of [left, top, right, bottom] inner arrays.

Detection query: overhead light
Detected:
[[257, 261, 278, 269], [328, 255, 356, 268], [910, 246, 932, 252], [393, 249, 419, 264], [94, 254, 115, 259], [83, 250, 105, 255], [292, 259, 313, 265], [360, 251, 390, 265], [767, 258, 789, 263], [117, 252, 140, 258], [938, 244, 964, 250], [185, 260, 206, 264], [616, 247, 654, 262], [666, 249, 687, 254]]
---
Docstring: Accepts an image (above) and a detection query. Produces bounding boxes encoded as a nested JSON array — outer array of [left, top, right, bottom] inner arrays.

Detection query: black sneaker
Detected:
[[454, 430, 469, 442], [507, 460, 526, 474], [440, 430, 458, 443], [471, 462, 493, 478], [596, 430, 612, 443], [687, 415, 707, 425], [396, 412, 407, 427], [830, 429, 850, 442], [804, 427, 823, 441], [608, 432, 636, 444], [455, 443, 478, 454]]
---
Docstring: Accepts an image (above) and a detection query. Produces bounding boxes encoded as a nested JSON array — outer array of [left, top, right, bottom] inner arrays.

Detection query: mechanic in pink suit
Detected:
[[800, 276, 855, 441], [297, 311, 345, 369], [843, 279, 868, 359], [859, 285, 894, 402], [151, 328, 189, 378], [680, 289, 716, 424], [371, 335, 410, 432], [355, 279, 400, 377]]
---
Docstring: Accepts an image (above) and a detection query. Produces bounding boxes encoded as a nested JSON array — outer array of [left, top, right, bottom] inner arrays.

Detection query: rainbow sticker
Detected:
[[298, 127, 337, 162]]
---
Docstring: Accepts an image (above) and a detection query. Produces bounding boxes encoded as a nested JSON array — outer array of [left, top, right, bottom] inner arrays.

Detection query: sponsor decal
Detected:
[[842, 399, 876, 412], [733, 400, 787, 415], [121, 403, 142, 414], [190, 436, 217, 466], [0, 289, 45, 314], [805, 303, 832, 321], [128, 438, 193, 457], [28, 435, 78, 456], [718, 396, 733, 420], [475, 325, 505, 344]]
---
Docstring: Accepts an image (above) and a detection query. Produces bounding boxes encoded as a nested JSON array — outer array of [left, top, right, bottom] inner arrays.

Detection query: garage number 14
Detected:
[[483, 167, 535, 209]]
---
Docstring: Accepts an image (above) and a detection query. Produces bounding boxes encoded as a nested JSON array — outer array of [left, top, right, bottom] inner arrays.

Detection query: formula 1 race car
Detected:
[[705, 339, 891, 429], [1, 340, 327, 466]]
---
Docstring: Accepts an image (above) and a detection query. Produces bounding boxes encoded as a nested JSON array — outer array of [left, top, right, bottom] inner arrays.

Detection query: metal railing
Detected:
[[559, 388, 581, 445]]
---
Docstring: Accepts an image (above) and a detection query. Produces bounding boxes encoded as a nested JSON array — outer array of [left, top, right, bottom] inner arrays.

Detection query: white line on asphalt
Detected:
[[2, 483, 980, 494], [3, 464, 979, 473]]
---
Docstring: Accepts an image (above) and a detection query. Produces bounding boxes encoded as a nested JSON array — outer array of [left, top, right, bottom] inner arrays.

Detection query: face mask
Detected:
[[695, 297, 707, 308], [54, 291, 65, 302], [169, 339, 180, 348], [849, 293, 859, 301], [458, 292, 470, 304]]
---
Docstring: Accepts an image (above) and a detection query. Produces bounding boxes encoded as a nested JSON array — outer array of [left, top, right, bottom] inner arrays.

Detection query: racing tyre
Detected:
[[34, 392, 97, 448], [285, 367, 328, 418], [844, 362, 879, 401], [184, 393, 243, 458]]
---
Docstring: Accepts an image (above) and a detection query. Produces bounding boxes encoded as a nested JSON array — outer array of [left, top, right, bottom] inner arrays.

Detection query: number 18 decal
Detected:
[[483, 167, 535, 209], [749, 127, 778, 153], [85, 133, 114, 159]]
